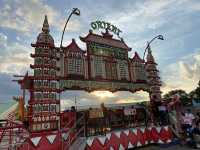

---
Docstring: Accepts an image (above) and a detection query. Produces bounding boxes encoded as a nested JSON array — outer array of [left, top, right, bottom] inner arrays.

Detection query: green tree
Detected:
[[189, 80, 200, 100], [163, 89, 191, 106]]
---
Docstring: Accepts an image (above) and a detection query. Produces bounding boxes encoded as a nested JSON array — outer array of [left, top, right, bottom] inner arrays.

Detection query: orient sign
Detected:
[[91, 20, 122, 37]]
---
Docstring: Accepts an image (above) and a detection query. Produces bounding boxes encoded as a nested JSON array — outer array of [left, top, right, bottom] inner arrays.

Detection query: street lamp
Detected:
[[142, 35, 164, 61], [60, 8, 80, 47]]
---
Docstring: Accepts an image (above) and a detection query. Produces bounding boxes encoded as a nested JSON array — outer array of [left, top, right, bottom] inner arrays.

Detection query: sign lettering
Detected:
[[91, 21, 122, 37]]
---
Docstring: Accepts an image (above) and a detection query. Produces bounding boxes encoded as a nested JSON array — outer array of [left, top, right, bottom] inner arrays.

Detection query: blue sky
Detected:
[[0, 0, 200, 109]]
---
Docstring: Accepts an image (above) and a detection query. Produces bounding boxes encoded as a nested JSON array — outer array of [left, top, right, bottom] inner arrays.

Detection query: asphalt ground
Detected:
[[137, 144, 196, 150]]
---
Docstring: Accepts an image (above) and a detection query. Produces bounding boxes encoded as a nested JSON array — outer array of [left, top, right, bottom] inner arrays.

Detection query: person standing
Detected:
[[184, 109, 195, 129]]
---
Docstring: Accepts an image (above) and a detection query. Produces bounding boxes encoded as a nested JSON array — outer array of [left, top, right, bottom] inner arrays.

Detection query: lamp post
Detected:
[[58, 8, 80, 135], [142, 35, 164, 61], [60, 8, 80, 47]]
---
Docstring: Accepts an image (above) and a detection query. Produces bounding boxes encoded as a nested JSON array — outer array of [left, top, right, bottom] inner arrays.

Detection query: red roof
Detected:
[[63, 39, 85, 53], [132, 52, 144, 63], [80, 30, 131, 51]]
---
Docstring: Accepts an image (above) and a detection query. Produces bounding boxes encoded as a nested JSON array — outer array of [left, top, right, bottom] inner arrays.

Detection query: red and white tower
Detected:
[[29, 15, 60, 132], [145, 46, 162, 102]]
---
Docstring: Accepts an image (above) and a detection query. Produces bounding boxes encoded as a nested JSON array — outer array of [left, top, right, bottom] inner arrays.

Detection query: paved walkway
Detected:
[[138, 145, 195, 150]]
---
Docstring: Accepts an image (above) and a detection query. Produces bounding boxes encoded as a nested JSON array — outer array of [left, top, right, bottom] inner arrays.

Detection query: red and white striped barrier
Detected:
[[85, 126, 173, 150]]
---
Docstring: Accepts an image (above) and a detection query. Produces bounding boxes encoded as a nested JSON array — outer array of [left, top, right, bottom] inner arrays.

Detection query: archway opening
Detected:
[[60, 90, 151, 136], [60, 90, 150, 110]]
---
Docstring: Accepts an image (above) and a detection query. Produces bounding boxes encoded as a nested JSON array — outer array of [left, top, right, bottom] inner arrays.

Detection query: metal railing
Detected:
[[0, 120, 29, 150], [62, 113, 85, 150]]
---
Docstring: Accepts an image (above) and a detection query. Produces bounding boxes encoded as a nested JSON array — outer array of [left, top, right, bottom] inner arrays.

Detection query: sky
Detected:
[[0, 0, 200, 109]]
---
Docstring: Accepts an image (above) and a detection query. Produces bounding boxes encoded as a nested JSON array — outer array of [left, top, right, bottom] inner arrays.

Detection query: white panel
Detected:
[[115, 131, 121, 138], [128, 142, 133, 148], [119, 144, 124, 150], [110, 146, 114, 150], [98, 136, 107, 145], [106, 133, 112, 140], [123, 130, 129, 136], [87, 137, 94, 146]]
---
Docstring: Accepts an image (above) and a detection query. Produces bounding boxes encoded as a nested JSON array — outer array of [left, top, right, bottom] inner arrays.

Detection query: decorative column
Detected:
[[146, 47, 162, 101], [29, 15, 60, 132], [145, 46, 162, 123]]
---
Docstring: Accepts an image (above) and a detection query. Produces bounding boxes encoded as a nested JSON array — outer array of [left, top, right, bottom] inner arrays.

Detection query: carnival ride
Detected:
[[0, 8, 175, 150]]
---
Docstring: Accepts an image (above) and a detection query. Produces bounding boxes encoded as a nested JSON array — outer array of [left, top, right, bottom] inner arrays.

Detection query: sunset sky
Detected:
[[0, 0, 200, 109]]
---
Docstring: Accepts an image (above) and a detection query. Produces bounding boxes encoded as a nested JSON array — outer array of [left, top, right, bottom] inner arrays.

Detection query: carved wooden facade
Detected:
[[20, 15, 162, 132], [59, 29, 155, 93]]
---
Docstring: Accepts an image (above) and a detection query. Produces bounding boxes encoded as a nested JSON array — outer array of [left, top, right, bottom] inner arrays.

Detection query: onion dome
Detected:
[[36, 15, 54, 46]]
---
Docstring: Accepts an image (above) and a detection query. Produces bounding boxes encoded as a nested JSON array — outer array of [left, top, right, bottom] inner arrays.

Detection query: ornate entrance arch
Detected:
[[16, 16, 162, 132]]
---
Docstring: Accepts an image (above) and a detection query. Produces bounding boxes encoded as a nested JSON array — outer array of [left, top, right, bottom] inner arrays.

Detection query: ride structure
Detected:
[[0, 10, 173, 150]]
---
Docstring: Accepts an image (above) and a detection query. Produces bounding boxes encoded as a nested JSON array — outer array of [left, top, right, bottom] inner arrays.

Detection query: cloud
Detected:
[[105, 0, 175, 34], [0, 32, 32, 74], [60, 99, 74, 111], [0, 0, 200, 108], [115, 91, 149, 104], [60, 90, 149, 109], [91, 91, 115, 99], [0, 73, 19, 102], [161, 49, 200, 93], [0, 0, 55, 32], [0, 0, 81, 33], [0, 33, 7, 47], [107, 0, 200, 33]]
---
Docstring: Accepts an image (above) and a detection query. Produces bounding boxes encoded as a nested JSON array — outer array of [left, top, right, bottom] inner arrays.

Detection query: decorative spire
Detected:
[[132, 52, 143, 63], [147, 44, 152, 54], [35, 15, 54, 46], [145, 43, 161, 102], [147, 44, 155, 63], [42, 15, 49, 33]]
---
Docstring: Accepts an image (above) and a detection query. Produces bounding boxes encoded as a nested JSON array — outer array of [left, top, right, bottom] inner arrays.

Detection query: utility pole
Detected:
[[74, 96, 77, 110]]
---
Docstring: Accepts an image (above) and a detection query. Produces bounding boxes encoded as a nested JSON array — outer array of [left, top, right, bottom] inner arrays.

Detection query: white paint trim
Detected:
[[128, 142, 133, 149], [119, 144, 124, 150], [123, 130, 129, 136], [137, 141, 142, 147], [31, 137, 42, 147], [98, 136, 107, 145], [46, 134, 57, 144], [115, 131, 121, 138], [106, 133, 112, 140], [87, 137, 94, 147]]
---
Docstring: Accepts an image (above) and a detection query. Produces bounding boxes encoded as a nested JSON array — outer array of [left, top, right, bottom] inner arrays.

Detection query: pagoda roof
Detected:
[[35, 15, 54, 47], [132, 52, 144, 63], [80, 30, 131, 51], [62, 39, 85, 53]]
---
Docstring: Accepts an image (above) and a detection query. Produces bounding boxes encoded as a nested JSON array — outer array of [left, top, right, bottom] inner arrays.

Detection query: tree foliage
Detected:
[[189, 80, 200, 100], [163, 89, 191, 106], [163, 80, 200, 106]]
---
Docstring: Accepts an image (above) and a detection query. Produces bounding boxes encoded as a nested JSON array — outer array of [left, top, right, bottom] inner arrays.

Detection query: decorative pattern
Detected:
[[29, 15, 60, 132], [30, 137, 42, 147], [86, 126, 173, 150], [60, 79, 149, 92], [46, 134, 57, 144], [62, 132, 69, 141]]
